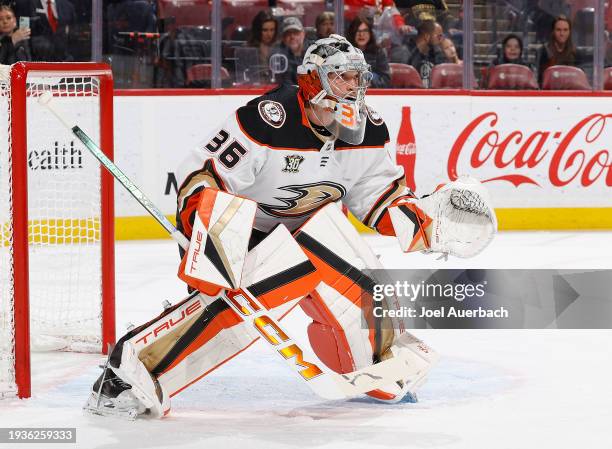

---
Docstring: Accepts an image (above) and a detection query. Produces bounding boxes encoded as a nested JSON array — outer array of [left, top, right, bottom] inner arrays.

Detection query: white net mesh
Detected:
[[0, 70, 15, 397], [0, 69, 105, 397]]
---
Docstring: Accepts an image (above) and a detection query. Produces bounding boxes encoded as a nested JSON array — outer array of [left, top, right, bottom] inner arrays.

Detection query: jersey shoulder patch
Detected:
[[236, 85, 323, 150], [366, 105, 384, 126], [257, 100, 286, 128]]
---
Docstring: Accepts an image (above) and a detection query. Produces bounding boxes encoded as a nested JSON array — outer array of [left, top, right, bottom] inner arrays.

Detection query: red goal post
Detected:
[[0, 62, 115, 399]]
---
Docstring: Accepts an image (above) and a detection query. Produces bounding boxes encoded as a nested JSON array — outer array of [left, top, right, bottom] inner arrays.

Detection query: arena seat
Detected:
[[221, 0, 269, 35], [431, 63, 463, 89], [388, 63, 423, 88], [487, 64, 538, 89], [157, 0, 211, 28], [542, 65, 591, 90], [277, 0, 324, 33], [604, 67, 612, 91], [186, 64, 230, 87]]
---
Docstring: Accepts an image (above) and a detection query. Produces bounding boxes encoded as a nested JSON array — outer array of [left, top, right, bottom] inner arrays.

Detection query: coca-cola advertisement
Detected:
[[396, 106, 417, 192], [382, 96, 612, 210], [108, 93, 611, 227], [448, 111, 611, 190]]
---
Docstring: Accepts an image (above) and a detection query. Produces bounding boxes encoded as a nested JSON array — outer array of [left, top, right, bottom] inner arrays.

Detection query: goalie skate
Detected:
[[84, 342, 169, 419], [367, 332, 440, 404], [84, 368, 145, 420]]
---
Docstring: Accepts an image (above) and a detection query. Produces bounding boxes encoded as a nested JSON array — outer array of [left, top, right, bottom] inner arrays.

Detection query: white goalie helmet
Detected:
[[297, 34, 372, 144]]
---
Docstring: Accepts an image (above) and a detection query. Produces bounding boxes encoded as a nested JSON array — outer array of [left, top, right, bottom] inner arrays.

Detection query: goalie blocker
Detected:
[[89, 192, 439, 418]]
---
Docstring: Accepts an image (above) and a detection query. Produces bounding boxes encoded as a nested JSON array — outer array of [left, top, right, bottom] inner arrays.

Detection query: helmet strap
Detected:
[[310, 90, 327, 105]]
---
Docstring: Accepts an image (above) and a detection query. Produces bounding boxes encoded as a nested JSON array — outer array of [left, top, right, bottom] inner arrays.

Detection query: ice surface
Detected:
[[1, 232, 611, 449]]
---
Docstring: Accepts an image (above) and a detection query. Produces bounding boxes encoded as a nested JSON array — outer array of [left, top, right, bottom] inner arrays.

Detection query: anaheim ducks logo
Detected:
[[258, 100, 286, 128], [366, 105, 384, 126], [259, 182, 346, 218]]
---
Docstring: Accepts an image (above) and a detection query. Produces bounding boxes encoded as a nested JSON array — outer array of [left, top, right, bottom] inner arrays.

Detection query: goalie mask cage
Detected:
[[0, 63, 115, 399]]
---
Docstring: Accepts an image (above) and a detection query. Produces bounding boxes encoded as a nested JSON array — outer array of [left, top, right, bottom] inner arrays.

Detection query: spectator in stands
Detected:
[[390, 20, 444, 87], [14, 0, 76, 61], [0, 5, 31, 64], [315, 11, 334, 39], [397, 0, 454, 30], [247, 11, 278, 69], [485, 34, 535, 88], [344, 0, 413, 34], [346, 17, 390, 88], [537, 15, 584, 83], [273, 17, 308, 86], [440, 36, 461, 64], [491, 34, 532, 68]]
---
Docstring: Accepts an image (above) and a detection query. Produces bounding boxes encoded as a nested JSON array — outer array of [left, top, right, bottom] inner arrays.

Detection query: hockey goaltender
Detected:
[[85, 35, 497, 419]]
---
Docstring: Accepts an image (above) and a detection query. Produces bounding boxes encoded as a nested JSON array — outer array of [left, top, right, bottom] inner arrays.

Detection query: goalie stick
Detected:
[[39, 91, 428, 401]]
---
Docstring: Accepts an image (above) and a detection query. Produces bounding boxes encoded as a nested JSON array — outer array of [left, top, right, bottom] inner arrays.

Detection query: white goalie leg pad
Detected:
[[125, 225, 320, 399], [389, 176, 497, 258], [295, 203, 437, 401], [123, 291, 258, 400]]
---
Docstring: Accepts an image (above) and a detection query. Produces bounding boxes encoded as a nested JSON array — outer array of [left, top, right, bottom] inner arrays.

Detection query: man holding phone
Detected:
[[19, 15, 31, 31], [13, 0, 76, 61]]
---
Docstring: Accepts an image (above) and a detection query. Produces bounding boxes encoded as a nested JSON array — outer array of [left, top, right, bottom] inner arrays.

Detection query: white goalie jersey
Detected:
[[176, 85, 412, 238], [83, 36, 495, 421]]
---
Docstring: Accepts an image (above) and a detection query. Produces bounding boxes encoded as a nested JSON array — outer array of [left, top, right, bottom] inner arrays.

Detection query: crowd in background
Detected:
[[0, 0, 79, 64], [0, 0, 610, 90]]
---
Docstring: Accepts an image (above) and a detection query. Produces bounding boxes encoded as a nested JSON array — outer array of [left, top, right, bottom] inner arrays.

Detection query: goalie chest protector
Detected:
[[187, 85, 400, 233]]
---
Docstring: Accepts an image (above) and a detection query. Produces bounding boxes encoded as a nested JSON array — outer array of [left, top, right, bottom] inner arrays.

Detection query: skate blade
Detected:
[[111, 365, 162, 415], [112, 348, 169, 418], [83, 393, 144, 421], [402, 391, 419, 403], [83, 402, 139, 420]]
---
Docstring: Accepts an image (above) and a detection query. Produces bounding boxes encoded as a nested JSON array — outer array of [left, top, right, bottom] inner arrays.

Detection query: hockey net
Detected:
[[0, 63, 115, 399]]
